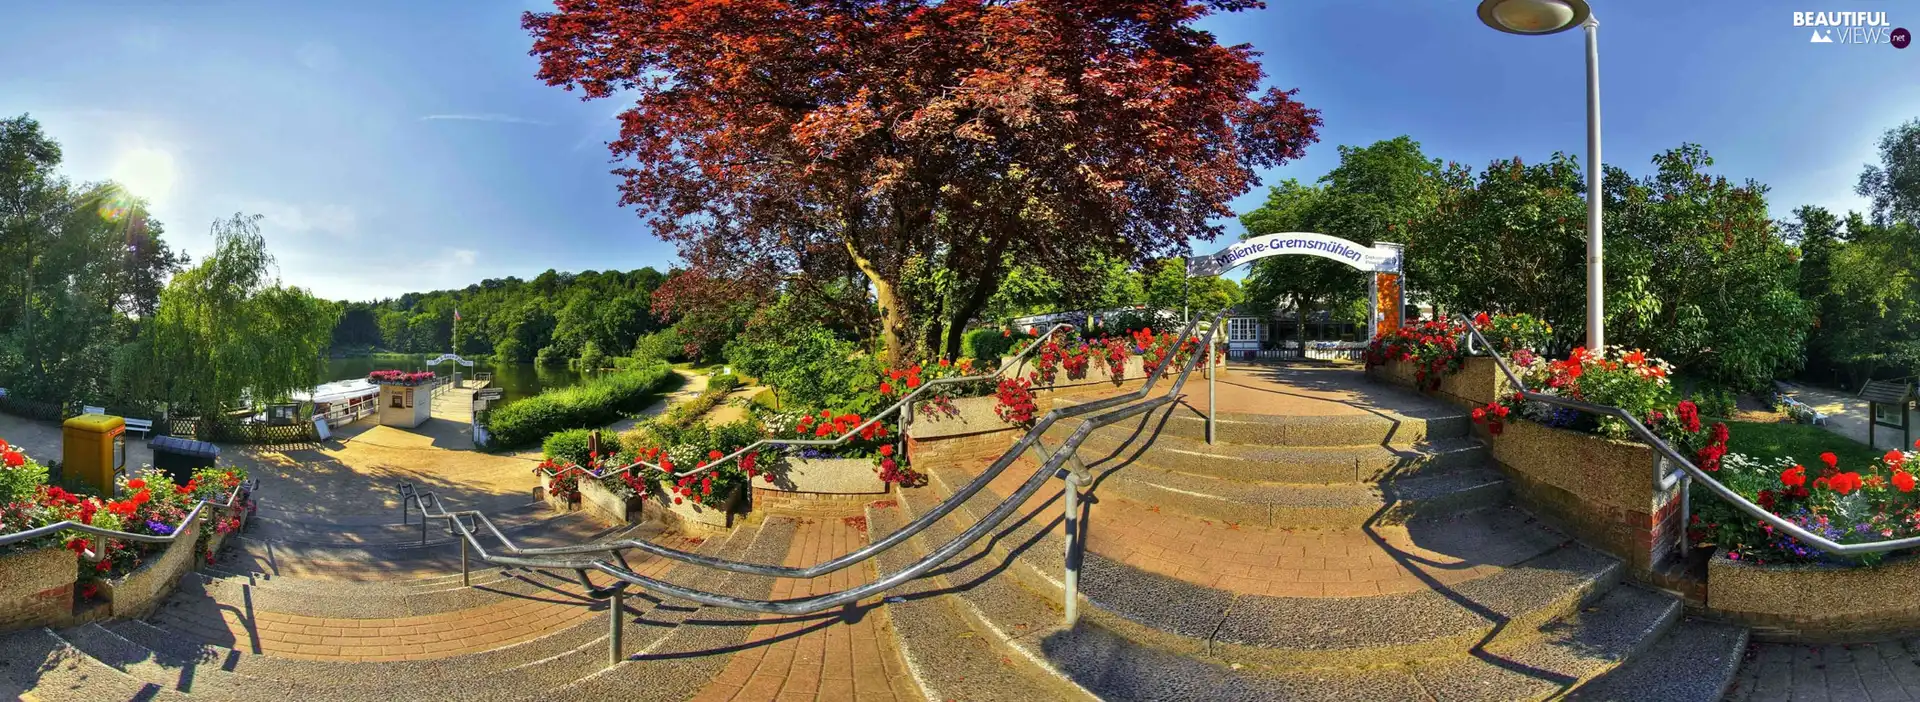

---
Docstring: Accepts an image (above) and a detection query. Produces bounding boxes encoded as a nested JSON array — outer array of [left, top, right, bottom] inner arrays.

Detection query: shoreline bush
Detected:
[[485, 362, 678, 448]]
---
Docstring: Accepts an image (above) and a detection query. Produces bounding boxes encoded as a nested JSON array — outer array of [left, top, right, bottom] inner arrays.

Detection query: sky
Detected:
[[2, 1, 1916, 301]]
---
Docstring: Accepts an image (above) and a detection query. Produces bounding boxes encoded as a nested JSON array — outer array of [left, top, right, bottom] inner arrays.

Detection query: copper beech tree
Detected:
[[524, 0, 1322, 361]]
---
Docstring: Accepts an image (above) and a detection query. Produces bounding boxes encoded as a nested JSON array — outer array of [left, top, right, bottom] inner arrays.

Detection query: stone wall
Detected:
[[1707, 550, 1920, 642], [1368, 356, 1511, 410], [104, 519, 203, 619], [751, 488, 883, 516], [0, 545, 77, 631], [579, 477, 640, 525], [642, 483, 739, 535], [1489, 419, 1684, 576]]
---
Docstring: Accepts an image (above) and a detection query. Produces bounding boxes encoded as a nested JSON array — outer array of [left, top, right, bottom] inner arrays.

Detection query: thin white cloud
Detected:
[[419, 114, 552, 126], [244, 200, 359, 236], [296, 41, 341, 71]]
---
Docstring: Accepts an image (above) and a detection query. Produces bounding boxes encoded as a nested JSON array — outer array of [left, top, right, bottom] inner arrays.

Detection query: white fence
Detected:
[[1232, 341, 1366, 362]]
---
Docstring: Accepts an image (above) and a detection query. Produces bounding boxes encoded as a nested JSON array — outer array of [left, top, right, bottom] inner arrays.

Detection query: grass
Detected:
[[1722, 419, 1879, 467]]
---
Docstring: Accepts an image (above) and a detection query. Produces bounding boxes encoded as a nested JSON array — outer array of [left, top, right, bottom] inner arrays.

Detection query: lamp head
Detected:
[[1476, 0, 1590, 35]]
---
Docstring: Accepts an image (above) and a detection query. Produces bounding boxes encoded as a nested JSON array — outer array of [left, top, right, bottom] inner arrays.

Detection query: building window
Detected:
[[1228, 317, 1262, 342], [390, 390, 404, 408], [404, 388, 415, 408]]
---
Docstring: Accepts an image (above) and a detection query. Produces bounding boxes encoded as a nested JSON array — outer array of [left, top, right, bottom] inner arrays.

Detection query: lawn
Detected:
[[1722, 419, 1880, 468]]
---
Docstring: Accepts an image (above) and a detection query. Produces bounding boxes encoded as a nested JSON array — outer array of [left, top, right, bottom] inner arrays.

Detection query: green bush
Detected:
[[725, 322, 881, 415], [576, 341, 607, 372], [541, 428, 622, 466], [534, 345, 567, 367], [1691, 384, 1738, 419], [632, 329, 686, 363], [708, 372, 742, 393], [961, 328, 1032, 365], [485, 363, 678, 449]]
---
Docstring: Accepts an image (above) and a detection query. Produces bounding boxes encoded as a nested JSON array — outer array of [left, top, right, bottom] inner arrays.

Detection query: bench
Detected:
[[83, 405, 105, 415], [124, 417, 154, 437]]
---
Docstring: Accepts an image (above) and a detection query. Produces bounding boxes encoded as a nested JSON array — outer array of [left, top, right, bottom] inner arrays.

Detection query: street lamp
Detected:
[[1477, 0, 1604, 351]]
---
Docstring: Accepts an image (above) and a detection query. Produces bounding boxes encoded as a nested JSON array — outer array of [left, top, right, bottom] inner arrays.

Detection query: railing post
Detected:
[[1206, 344, 1217, 445], [422, 512, 429, 545], [461, 533, 471, 587], [1062, 471, 1082, 628], [608, 589, 625, 666]]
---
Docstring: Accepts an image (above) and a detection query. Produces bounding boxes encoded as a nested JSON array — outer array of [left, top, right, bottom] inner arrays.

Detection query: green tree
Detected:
[[1859, 118, 1920, 229], [147, 213, 340, 415], [1146, 258, 1242, 317]]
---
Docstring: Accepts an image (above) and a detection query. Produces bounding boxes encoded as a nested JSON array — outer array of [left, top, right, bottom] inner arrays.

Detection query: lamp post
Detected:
[[1477, 0, 1603, 350]]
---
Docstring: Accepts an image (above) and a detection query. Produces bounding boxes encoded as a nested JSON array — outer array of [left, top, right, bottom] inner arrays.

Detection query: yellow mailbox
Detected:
[[62, 414, 126, 495]]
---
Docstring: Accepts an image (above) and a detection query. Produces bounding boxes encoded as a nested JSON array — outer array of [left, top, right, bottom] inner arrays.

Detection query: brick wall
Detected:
[[0, 545, 77, 631], [1489, 419, 1684, 578], [752, 487, 887, 516], [1368, 356, 1511, 411], [907, 430, 1017, 467]]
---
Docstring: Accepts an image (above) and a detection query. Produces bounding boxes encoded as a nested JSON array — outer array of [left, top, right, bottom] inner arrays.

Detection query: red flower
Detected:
[[1473, 312, 1491, 327], [1757, 489, 1776, 510], [1471, 407, 1486, 422], [674, 497, 683, 504], [128, 478, 146, 490], [939, 358, 950, 367], [1830, 472, 1864, 495], [1493, 405, 1509, 418], [907, 376, 922, 389], [1820, 452, 1838, 471], [878, 444, 894, 457], [2, 451, 22, 468], [1886, 450, 1907, 467], [1896, 470, 1916, 493], [880, 382, 893, 395], [131, 489, 151, 505], [1781, 464, 1807, 488], [709, 449, 724, 460]]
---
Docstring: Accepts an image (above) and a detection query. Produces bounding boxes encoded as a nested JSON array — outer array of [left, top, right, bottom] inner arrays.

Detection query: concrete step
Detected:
[[38, 519, 790, 700], [0, 628, 191, 701], [1053, 394, 1472, 447], [865, 498, 1101, 702], [546, 516, 804, 701], [1092, 460, 1509, 529], [921, 464, 1621, 669], [1409, 584, 1682, 700], [1570, 616, 1749, 701], [1048, 417, 1490, 484], [159, 565, 594, 623]]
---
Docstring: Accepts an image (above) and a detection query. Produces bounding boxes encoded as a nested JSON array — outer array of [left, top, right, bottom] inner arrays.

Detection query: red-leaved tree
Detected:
[[525, 0, 1321, 361]]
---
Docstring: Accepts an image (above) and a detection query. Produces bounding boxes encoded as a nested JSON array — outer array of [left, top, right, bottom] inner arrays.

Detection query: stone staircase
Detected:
[[0, 373, 1763, 701], [869, 397, 1750, 701]]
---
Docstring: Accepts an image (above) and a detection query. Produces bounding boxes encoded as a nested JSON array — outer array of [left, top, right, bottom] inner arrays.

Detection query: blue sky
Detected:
[[2, 1, 1915, 300]]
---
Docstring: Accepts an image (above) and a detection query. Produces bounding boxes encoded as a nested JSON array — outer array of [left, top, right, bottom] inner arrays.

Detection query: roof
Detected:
[[292, 378, 381, 405]]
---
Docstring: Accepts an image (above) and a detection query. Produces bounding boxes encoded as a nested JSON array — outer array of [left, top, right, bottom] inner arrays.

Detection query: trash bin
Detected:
[[148, 435, 220, 487]]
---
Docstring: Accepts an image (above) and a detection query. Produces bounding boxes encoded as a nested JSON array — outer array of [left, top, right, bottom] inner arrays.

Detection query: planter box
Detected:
[[1488, 418, 1684, 576], [539, 473, 583, 514], [764, 456, 887, 494], [909, 395, 1014, 441], [101, 519, 203, 619], [1707, 548, 1920, 642], [0, 544, 78, 631], [645, 482, 743, 533], [580, 476, 645, 524], [1368, 355, 1512, 410]]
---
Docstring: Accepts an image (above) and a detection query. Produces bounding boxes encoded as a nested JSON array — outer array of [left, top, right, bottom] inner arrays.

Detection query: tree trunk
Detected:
[[945, 273, 999, 362], [1293, 294, 1308, 360], [844, 239, 906, 363]]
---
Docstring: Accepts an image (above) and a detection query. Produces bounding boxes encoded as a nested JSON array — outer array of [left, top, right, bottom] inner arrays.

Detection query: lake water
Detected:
[[322, 357, 590, 407]]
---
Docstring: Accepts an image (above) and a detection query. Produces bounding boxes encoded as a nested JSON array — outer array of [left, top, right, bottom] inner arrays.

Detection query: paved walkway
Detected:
[[1076, 361, 1461, 419], [692, 516, 921, 702], [1783, 381, 1919, 452], [1728, 639, 1920, 701]]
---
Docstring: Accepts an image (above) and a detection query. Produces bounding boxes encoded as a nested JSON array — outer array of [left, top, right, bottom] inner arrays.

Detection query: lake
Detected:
[[322, 357, 590, 407]]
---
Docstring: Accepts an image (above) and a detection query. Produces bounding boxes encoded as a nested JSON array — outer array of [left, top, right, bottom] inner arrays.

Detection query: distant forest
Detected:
[[331, 267, 669, 364]]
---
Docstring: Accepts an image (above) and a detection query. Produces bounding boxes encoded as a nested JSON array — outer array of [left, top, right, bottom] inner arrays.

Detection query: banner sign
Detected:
[[1187, 233, 1402, 277], [426, 353, 475, 367]]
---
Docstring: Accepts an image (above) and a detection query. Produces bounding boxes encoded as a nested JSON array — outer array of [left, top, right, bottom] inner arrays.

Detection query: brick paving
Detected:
[[961, 458, 1529, 598], [154, 535, 703, 662], [1729, 640, 1920, 701], [691, 516, 922, 702], [1073, 362, 1459, 418]]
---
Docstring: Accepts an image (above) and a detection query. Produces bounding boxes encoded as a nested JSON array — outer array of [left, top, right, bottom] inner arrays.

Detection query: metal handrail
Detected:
[[531, 322, 1079, 485], [405, 311, 1227, 614], [0, 477, 258, 561], [1457, 313, 1920, 558]]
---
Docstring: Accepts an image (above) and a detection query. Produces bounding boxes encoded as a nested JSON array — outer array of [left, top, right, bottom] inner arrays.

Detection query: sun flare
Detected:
[[108, 145, 177, 204]]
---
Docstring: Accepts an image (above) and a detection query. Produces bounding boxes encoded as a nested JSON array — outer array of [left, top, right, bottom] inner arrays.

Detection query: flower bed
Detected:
[[0, 438, 251, 632], [367, 370, 436, 386]]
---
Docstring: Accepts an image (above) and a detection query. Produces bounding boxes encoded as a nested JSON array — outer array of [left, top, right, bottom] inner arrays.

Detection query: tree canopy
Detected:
[[523, 0, 1321, 362]]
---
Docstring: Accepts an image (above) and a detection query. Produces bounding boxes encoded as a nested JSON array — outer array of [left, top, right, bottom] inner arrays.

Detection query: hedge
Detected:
[[485, 363, 678, 449], [961, 327, 1034, 365], [543, 428, 624, 466]]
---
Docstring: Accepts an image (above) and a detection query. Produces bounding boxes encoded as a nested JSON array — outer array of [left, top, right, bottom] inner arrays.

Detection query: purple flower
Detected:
[[146, 520, 173, 536]]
